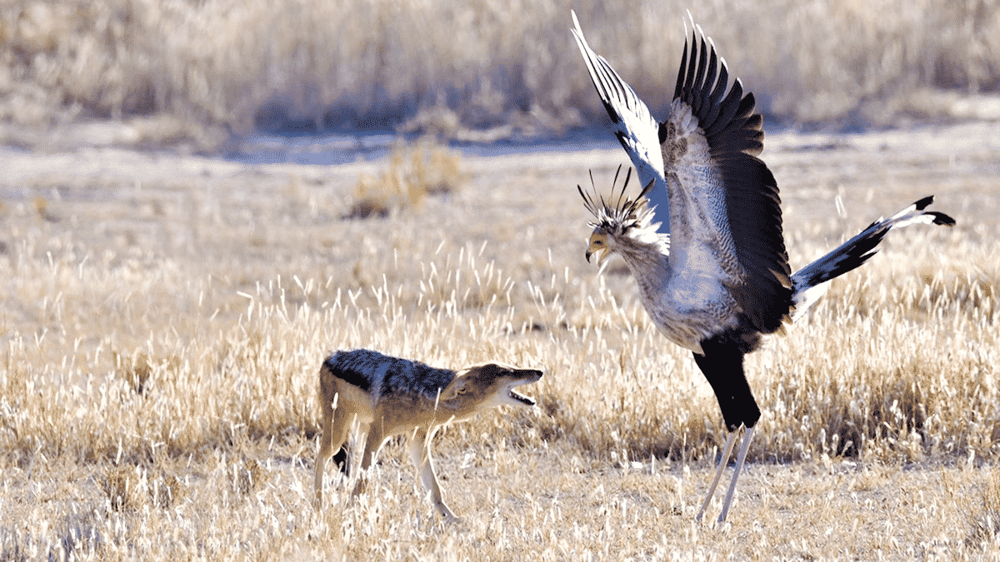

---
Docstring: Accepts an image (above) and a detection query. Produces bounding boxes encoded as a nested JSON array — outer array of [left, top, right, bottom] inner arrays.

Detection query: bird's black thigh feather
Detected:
[[694, 331, 761, 431]]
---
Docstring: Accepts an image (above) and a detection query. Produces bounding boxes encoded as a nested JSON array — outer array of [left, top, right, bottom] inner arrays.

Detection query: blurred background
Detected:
[[2, 0, 998, 152]]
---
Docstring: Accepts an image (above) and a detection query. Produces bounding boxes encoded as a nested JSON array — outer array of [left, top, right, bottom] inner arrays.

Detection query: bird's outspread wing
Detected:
[[570, 10, 670, 235], [663, 18, 792, 335]]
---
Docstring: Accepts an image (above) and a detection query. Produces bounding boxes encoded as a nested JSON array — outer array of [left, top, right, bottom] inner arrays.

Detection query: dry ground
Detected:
[[0, 121, 998, 559]]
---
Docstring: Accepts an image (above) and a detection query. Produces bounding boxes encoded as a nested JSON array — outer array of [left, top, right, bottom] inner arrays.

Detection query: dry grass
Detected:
[[348, 138, 465, 219], [2, 0, 1000, 148], [961, 467, 1000, 546], [0, 125, 998, 558]]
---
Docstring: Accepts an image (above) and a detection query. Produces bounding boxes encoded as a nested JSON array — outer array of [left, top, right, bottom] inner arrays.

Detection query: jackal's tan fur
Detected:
[[314, 349, 542, 521]]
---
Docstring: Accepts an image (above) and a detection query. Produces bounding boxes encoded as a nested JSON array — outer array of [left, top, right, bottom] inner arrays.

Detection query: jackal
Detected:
[[313, 349, 542, 521]]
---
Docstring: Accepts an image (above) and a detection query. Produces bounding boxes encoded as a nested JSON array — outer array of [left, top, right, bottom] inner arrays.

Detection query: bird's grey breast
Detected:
[[632, 259, 740, 353]]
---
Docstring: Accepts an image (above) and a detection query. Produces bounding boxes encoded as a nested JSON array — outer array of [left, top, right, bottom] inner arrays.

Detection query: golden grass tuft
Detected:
[[100, 466, 142, 512], [113, 351, 181, 395], [100, 465, 182, 512], [347, 138, 464, 219], [150, 474, 183, 510], [965, 468, 1000, 547], [231, 458, 270, 496]]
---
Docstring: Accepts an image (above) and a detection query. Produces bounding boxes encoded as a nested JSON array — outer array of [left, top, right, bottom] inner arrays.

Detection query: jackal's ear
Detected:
[[439, 371, 471, 401]]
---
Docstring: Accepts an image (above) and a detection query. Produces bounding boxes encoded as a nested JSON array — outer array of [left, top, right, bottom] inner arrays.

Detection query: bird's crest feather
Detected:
[[578, 165, 655, 233]]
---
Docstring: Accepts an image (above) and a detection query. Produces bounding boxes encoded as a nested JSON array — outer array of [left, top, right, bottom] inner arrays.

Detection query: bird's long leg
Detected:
[[717, 424, 755, 522], [695, 427, 741, 522]]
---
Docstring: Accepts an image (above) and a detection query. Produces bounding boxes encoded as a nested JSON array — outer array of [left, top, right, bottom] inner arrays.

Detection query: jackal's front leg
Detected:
[[409, 427, 459, 522]]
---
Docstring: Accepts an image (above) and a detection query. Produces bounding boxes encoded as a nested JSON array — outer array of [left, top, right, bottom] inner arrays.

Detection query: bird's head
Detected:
[[578, 166, 659, 265]]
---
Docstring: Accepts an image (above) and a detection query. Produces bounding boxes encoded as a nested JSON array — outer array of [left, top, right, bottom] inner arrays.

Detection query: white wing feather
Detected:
[[570, 11, 670, 235]]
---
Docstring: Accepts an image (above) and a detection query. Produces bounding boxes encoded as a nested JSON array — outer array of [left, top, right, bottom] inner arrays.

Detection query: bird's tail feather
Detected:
[[789, 196, 954, 319]]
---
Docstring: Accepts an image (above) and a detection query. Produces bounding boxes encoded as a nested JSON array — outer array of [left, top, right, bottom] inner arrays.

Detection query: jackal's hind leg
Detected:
[[314, 401, 353, 509], [352, 427, 384, 497]]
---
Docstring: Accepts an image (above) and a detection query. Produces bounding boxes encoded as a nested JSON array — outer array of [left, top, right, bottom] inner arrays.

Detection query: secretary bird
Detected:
[[570, 11, 955, 523]]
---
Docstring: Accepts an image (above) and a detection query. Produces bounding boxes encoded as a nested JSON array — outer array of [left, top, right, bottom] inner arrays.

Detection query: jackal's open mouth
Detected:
[[509, 388, 536, 406], [500, 368, 541, 407], [507, 373, 541, 406]]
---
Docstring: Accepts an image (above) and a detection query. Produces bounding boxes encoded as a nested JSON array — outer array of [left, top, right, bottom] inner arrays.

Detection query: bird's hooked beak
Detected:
[[585, 230, 609, 265]]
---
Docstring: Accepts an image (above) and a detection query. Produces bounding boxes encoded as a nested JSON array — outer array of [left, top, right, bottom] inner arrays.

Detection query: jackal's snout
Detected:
[[502, 367, 543, 407]]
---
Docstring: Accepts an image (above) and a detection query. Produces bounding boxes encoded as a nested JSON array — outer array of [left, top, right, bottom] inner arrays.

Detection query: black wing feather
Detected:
[[703, 58, 729, 131], [692, 32, 710, 116], [674, 28, 792, 335], [699, 44, 720, 123], [673, 37, 689, 101], [704, 78, 744, 138]]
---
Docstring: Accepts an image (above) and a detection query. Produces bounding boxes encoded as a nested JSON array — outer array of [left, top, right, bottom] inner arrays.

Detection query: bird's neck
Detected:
[[614, 234, 671, 283]]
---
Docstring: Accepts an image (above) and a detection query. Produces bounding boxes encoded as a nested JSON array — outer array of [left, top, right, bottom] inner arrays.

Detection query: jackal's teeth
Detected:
[[509, 389, 536, 406]]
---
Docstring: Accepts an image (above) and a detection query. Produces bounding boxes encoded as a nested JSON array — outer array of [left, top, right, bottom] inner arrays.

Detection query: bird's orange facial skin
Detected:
[[585, 229, 610, 264]]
